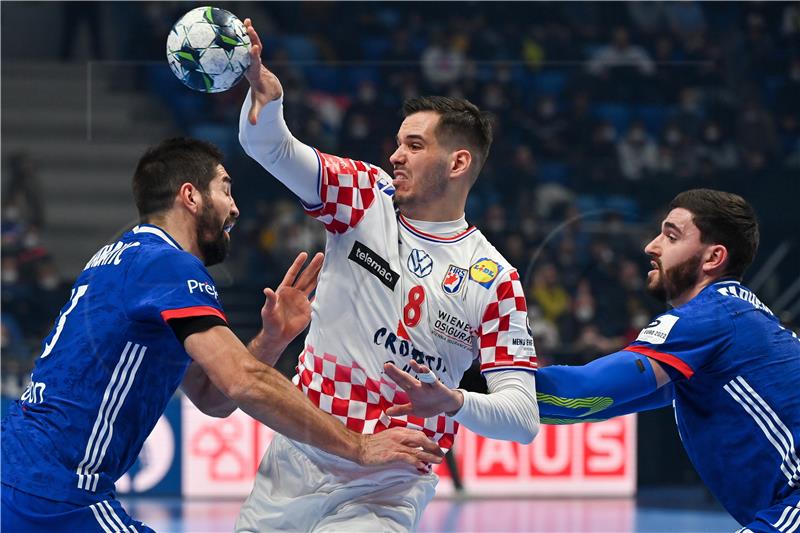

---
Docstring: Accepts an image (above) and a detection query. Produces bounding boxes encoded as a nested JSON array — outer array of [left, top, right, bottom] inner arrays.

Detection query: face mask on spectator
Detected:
[[2, 268, 18, 284]]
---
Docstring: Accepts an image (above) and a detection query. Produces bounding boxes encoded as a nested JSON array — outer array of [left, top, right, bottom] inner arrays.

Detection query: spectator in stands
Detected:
[[588, 26, 655, 101], [617, 120, 659, 182], [736, 99, 779, 171], [696, 119, 738, 172], [529, 262, 571, 327]]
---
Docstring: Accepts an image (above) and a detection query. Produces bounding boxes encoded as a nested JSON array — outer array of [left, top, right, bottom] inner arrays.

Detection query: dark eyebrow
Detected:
[[397, 134, 426, 144], [222, 175, 232, 185], [663, 221, 681, 234]]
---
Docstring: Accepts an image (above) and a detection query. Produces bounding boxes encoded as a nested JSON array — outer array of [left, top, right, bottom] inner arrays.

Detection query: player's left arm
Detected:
[[536, 306, 729, 421], [180, 252, 323, 417], [534, 351, 666, 421]]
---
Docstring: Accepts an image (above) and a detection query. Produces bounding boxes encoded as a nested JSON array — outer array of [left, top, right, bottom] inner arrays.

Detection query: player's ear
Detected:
[[449, 149, 472, 179], [178, 183, 201, 214], [703, 244, 728, 274]]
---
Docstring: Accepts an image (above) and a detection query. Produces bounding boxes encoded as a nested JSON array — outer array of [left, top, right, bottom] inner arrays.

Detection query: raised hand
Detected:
[[242, 18, 283, 124], [357, 428, 444, 473], [260, 252, 324, 346], [383, 360, 464, 418]]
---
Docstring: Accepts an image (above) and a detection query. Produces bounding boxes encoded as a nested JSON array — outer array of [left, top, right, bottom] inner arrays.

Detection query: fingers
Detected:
[[279, 252, 308, 289], [244, 18, 263, 50], [383, 362, 420, 390], [295, 252, 324, 296], [403, 432, 445, 459], [262, 288, 277, 312], [407, 359, 431, 375], [385, 403, 413, 417]]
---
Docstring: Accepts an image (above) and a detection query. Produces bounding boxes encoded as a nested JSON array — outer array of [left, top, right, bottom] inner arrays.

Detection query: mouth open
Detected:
[[223, 222, 236, 233]]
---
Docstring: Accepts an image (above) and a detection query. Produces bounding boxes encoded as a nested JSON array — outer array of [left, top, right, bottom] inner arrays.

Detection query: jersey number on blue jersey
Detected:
[[41, 284, 88, 358]]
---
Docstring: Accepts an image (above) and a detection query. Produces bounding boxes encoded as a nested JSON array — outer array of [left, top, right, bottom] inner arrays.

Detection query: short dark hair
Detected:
[[669, 189, 759, 279], [402, 96, 493, 177], [132, 137, 223, 220]]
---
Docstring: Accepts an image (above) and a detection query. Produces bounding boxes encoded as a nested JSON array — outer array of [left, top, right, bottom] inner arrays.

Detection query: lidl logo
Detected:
[[469, 258, 502, 288]]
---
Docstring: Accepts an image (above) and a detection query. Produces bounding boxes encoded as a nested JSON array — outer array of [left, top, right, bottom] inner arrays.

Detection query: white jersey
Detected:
[[291, 151, 537, 454]]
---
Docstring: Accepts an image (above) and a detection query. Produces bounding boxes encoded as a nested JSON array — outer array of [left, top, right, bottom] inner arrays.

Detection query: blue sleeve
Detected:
[[535, 350, 659, 420], [623, 303, 731, 381], [124, 249, 227, 326], [540, 384, 674, 425]]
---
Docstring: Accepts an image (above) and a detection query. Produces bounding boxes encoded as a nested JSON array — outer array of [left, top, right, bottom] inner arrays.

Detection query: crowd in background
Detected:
[[3, 1, 799, 392]]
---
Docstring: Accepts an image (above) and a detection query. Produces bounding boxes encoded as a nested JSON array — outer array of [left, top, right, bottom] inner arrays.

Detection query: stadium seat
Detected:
[[593, 103, 632, 134]]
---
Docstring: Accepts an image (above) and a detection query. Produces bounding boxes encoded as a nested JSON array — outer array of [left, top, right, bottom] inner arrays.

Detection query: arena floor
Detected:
[[121, 495, 739, 532]]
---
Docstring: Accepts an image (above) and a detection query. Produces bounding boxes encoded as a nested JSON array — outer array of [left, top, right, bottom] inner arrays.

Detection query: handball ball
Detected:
[[166, 6, 251, 93]]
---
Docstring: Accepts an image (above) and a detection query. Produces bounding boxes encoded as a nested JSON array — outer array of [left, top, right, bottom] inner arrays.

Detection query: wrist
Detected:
[[445, 389, 465, 417]]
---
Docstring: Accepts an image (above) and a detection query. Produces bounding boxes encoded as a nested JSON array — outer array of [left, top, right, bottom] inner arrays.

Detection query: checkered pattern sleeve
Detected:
[[304, 150, 381, 234], [477, 270, 538, 372]]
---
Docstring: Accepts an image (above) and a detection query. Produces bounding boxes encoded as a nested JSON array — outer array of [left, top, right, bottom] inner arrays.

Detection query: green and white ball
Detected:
[[166, 6, 251, 93]]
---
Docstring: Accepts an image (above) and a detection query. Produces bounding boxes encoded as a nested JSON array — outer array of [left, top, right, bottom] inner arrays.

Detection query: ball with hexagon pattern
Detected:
[[166, 6, 251, 93]]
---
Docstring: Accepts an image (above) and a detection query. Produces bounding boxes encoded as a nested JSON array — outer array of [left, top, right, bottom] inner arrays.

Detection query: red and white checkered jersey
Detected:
[[294, 151, 537, 455]]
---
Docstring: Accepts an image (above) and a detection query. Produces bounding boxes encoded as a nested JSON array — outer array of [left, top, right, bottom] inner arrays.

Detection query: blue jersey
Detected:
[[625, 279, 800, 524], [1, 224, 227, 505]]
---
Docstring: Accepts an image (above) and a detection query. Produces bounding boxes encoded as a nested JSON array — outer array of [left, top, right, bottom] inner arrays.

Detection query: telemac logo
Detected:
[[348, 241, 399, 290], [187, 280, 219, 300]]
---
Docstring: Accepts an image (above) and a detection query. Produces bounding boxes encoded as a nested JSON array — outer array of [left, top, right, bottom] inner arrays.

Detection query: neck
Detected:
[[398, 190, 468, 222], [144, 213, 202, 260], [668, 275, 720, 307]]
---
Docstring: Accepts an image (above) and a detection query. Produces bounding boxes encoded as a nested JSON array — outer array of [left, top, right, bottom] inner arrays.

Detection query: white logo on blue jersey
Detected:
[[636, 315, 680, 345], [187, 279, 219, 300]]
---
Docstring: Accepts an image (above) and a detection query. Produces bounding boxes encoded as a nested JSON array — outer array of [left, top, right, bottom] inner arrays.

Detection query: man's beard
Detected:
[[393, 160, 449, 208], [646, 253, 703, 303], [197, 202, 230, 267]]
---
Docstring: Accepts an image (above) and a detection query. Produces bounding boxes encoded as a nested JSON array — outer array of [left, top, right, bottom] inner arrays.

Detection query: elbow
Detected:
[[516, 419, 540, 445], [201, 403, 237, 419]]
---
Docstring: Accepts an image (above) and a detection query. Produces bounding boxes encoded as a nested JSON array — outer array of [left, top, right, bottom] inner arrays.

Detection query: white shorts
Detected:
[[235, 434, 438, 532]]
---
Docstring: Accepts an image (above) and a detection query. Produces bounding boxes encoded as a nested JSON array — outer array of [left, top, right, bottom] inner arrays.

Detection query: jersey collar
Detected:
[[398, 214, 478, 244], [132, 224, 182, 250]]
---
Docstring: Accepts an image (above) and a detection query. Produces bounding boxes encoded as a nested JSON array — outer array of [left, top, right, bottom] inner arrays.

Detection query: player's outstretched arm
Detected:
[[181, 252, 323, 417], [238, 18, 321, 207], [534, 350, 671, 421], [538, 384, 675, 425], [185, 326, 443, 470], [384, 360, 540, 444]]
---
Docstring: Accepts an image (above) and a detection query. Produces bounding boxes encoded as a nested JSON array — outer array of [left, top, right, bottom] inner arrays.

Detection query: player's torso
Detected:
[[2, 232, 191, 503], [307, 190, 500, 388], [673, 281, 800, 521]]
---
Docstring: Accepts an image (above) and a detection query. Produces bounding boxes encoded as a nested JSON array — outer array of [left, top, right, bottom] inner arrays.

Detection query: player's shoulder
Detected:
[[637, 282, 737, 345], [705, 279, 777, 318]]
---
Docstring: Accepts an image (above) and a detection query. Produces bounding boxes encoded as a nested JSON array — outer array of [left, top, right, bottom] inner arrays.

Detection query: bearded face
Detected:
[[196, 196, 231, 267], [646, 252, 703, 303]]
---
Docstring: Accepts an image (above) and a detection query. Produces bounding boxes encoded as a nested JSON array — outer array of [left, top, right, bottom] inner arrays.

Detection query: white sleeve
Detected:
[[451, 369, 540, 444], [238, 90, 322, 207]]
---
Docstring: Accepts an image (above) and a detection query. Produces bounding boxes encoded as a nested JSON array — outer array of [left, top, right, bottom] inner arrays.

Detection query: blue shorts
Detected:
[[2, 483, 154, 533], [737, 493, 800, 533]]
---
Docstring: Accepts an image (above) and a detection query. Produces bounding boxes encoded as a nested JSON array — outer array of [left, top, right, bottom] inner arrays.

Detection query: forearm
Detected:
[[452, 370, 539, 444], [238, 92, 321, 206], [539, 384, 674, 425], [535, 350, 658, 419], [230, 359, 361, 463], [181, 362, 237, 418]]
